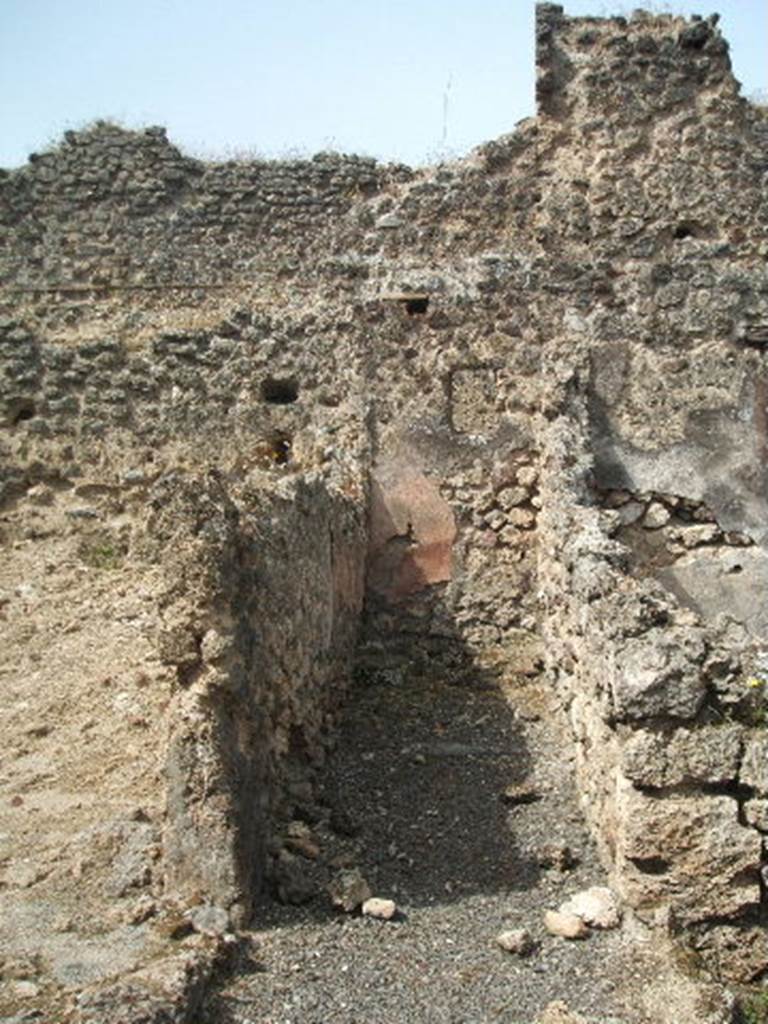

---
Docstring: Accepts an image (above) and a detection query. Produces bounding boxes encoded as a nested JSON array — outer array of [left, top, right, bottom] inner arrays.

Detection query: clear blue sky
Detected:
[[1, 1, 766, 169]]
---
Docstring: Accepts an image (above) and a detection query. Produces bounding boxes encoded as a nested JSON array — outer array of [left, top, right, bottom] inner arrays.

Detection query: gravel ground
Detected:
[[201, 664, 660, 1024]]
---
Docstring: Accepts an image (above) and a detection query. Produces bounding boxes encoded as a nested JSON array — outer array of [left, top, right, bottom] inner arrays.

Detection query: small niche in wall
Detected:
[[260, 377, 299, 404], [448, 366, 498, 436], [255, 431, 292, 468], [271, 434, 292, 465], [630, 856, 670, 876], [403, 296, 429, 316], [739, 325, 768, 350], [383, 293, 430, 316], [9, 399, 36, 426], [672, 221, 707, 241]]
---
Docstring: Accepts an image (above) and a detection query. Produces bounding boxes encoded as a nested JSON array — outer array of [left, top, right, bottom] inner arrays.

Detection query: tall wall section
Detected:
[[534, 3, 768, 985], [0, 295, 371, 1018], [0, 3, 767, 1014]]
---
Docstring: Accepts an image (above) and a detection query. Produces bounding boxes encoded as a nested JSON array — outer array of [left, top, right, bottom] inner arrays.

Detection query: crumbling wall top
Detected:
[[536, 3, 738, 121]]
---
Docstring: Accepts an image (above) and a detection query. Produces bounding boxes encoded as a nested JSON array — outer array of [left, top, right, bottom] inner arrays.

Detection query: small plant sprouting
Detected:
[[78, 536, 125, 571], [738, 650, 768, 727], [739, 987, 768, 1024], [737, 678, 768, 728]]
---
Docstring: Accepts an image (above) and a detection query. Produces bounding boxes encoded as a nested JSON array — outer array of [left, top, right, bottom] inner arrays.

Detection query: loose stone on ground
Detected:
[[544, 909, 590, 940], [361, 897, 397, 920], [496, 928, 534, 955], [559, 887, 621, 930]]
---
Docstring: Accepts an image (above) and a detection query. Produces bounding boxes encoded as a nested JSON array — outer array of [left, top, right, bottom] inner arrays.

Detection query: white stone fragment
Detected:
[[496, 928, 534, 955], [362, 896, 397, 920], [543, 909, 589, 939], [12, 980, 40, 999], [559, 886, 621, 930], [189, 903, 230, 937], [643, 501, 671, 528]]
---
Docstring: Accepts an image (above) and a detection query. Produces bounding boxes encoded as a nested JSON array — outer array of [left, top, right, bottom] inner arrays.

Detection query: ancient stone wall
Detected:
[[156, 471, 366, 923], [531, 3, 768, 985], [537, 358, 768, 983], [0, 301, 370, 1007], [1, 3, 767, 1016], [361, 293, 543, 681], [0, 121, 408, 291]]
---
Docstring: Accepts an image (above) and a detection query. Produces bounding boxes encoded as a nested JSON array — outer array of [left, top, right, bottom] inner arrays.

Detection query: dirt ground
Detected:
[[200, 660, 722, 1024], [0, 487, 733, 1024], [0, 484, 174, 1020]]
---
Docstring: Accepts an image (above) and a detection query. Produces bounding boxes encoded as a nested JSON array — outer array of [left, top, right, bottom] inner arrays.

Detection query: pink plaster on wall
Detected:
[[367, 460, 457, 602]]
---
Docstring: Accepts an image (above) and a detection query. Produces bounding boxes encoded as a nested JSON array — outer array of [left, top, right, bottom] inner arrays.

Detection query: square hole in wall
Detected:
[[382, 293, 430, 316], [403, 296, 429, 315], [260, 377, 299, 404]]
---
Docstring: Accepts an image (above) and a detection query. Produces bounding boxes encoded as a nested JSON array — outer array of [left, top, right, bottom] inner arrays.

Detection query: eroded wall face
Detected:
[[1, 2, 768, 1009], [361, 302, 543, 682], [530, 6, 768, 983], [0, 123, 408, 292], [538, 388, 768, 982], [156, 476, 365, 921], [0, 311, 369, 944]]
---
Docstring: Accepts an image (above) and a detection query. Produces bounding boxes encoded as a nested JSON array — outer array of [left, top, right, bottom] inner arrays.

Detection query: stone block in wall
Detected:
[[621, 724, 743, 789], [744, 800, 768, 831], [657, 547, 768, 643], [689, 922, 768, 984], [740, 733, 768, 795], [611, 626, 707, 721], [618, 788, 761, 924]]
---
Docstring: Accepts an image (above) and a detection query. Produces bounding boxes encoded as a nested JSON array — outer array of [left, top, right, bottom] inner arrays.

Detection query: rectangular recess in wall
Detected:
[[382, 293, 430, 316], [448, 366, 498, 435]]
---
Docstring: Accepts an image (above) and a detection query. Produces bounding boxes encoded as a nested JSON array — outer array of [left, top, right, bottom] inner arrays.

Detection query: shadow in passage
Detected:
[[199, 614, 545, 1024], [332, 462, 541, 907], [321, 629, 541, 908]]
